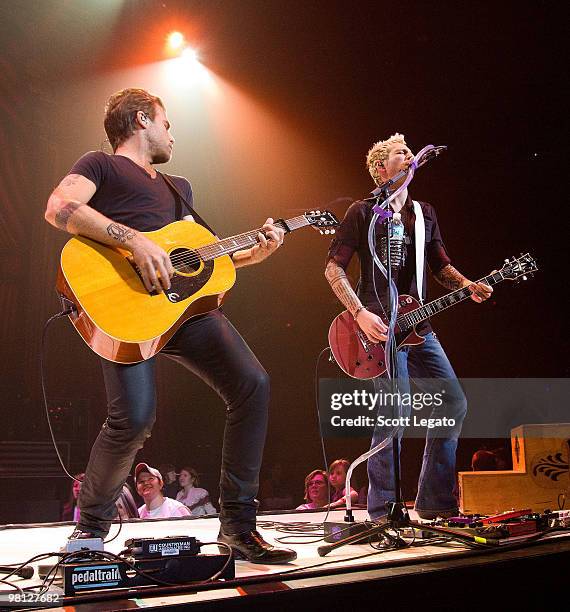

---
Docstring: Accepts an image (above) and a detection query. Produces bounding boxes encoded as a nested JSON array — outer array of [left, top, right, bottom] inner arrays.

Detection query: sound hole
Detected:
[[170, 248, 201, 275]]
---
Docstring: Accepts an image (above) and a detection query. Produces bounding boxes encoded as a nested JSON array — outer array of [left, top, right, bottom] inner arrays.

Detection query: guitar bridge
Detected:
[[356, 330, 373, 353]]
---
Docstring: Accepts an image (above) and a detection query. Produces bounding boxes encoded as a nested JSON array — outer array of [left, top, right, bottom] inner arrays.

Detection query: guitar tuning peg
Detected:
[[522, 275, 527, 281], [504, 258, 509, 263]]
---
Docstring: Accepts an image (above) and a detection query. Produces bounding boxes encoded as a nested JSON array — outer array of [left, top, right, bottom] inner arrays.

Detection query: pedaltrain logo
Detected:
[[71, 565, 122, 589]]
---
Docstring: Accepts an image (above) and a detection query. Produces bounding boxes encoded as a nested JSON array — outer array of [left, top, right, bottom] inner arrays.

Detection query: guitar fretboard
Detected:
[[397, 271, 504, 332], [195, 216, 309, 261]]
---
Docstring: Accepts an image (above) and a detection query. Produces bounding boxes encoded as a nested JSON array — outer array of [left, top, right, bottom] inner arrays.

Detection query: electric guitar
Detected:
[[328, 253, 538, 379], [57, 211, 338, 364]]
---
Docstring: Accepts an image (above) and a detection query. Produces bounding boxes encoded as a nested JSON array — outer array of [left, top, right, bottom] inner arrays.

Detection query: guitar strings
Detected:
[[398, 271, 503, 330], [165, 216, 316, 269], [142, 214, 331, 271]]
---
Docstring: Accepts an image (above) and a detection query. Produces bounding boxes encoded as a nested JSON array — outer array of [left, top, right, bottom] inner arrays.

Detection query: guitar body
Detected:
[[328, 295, 425, 379], [328, 254, 538, 380], [58, 221, 236, 363]]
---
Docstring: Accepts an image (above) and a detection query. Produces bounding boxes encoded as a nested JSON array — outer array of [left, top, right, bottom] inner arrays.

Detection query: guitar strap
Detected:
[[159, 172, 217, 236], [412, 200, 425, 304]]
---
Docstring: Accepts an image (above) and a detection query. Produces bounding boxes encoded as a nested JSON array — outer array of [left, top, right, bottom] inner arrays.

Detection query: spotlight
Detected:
[[166, 31, 185, 53]]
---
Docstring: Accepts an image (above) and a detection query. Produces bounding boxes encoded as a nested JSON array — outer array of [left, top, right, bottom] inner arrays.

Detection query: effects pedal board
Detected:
[[124, 535, 201, 558], [61, 553, 234, 596], [429, 508, 570, 542]]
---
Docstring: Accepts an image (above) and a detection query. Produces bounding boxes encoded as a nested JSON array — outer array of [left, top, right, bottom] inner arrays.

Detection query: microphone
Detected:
[[366, 145, 448, 202], [0, 565, 34, 579], [416, 145, 447, 167], [380, 212, 406, 270]]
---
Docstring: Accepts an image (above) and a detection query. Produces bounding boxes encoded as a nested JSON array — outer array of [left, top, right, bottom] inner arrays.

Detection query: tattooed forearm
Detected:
[[55, 201, 84, 231], [107, 223, 136, 243], [325, 260, 362, 314], [434, 264, 469, 291]]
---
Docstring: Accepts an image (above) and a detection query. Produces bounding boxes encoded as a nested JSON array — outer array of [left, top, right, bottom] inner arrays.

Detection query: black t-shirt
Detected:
[[327, 195, 451, 335], [68, 151, 193, 232]]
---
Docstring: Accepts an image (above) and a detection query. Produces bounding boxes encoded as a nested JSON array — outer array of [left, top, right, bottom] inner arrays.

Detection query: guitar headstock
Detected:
[[500, 253, 538, 282], [304, 210, 339, 235]]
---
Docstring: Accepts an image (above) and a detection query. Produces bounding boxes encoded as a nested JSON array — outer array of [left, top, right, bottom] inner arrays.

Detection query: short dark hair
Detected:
[[471, 450, 497, 471], [104, 88, 164, 151]]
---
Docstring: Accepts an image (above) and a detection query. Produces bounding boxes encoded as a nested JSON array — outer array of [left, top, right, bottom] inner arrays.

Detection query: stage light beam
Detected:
[[181, 47, 199, 64]]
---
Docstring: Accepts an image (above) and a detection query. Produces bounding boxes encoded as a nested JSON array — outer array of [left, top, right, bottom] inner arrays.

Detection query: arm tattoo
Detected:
[[55, 201, 84, 231], [60, 176, 80, 189], [325, 260, 362, 314], [107, 223, 136, 243], [434, 264, 468, 291]]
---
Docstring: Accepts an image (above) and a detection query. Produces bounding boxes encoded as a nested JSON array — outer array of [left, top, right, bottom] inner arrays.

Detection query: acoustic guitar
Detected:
[[57, 211, 338, 363]]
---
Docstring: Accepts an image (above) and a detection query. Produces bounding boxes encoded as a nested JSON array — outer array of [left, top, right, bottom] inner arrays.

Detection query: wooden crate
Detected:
[[458, 423, 570, 515]]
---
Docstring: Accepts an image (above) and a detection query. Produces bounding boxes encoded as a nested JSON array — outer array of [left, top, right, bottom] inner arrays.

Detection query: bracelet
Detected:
[[353, 306, 367, 321]]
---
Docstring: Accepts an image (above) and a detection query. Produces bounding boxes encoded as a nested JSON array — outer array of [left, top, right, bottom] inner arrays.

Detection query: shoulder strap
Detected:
[[412, 200, 425, 304], [159, 171, 216, 235]]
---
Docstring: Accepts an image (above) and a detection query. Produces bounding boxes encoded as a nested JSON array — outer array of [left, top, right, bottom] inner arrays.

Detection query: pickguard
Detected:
[[165, 259, 214, 303]]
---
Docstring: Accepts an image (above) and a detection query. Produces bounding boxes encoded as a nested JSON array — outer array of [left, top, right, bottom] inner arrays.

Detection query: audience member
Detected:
[[490, 446, 512, 470], [258, 462, 294, 510], [176, 467, 217, 516], [135, 463, 191, 519], [471, 446, 513, 471], [296, 470, 329, 510], [61, 473, 84, 522], [159, 463, 180, 499], [328, 459, 358, 508], [471, 450, 497, 471]]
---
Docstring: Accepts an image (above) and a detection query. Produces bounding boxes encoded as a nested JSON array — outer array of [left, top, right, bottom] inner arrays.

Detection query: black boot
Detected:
[[218, 529, 297, 564]]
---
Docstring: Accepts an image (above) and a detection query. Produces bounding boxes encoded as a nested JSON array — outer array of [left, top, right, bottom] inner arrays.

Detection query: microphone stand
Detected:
[[324, 145, 446, 555], [377, 180, 408, 529]]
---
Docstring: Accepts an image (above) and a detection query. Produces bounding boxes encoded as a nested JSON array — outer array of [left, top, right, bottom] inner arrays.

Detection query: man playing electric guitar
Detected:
[[44, 88, 296, 563], [324, 133, 492, 520]]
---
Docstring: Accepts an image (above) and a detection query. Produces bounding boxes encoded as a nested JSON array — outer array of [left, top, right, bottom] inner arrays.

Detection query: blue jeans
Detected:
[[77, 310, 269, 537], [367, 332, 467, 519]]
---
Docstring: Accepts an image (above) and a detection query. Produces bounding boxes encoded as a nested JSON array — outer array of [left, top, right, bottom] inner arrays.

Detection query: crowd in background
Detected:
[[62, 445, 508, 521]]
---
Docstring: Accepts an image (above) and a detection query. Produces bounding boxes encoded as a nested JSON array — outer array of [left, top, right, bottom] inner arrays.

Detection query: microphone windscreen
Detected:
[[18, 566, 34, 579]]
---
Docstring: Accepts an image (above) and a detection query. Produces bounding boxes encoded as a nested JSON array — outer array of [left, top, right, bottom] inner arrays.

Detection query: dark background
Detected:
[[0, 0, 565, 521]]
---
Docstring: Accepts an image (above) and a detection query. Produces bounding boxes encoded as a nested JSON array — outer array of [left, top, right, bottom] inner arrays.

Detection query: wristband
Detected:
[[353, 306, 367, 321]]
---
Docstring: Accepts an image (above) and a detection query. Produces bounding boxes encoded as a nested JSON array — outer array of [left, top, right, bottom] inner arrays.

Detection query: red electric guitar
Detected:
[[328, 253, 538, 379]]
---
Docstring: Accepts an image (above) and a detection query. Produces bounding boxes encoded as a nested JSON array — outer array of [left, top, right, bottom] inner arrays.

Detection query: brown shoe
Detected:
[[217, 529, 297, 564]]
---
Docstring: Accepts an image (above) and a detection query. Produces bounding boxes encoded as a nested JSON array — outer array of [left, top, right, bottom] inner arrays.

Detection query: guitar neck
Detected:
[[195, 216, 310, 261], [398, 271, 506, 332]]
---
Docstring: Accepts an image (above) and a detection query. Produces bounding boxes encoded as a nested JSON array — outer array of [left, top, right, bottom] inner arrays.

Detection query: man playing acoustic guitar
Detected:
[[45, 88, 296, 563], [325, 133, 492, 520]]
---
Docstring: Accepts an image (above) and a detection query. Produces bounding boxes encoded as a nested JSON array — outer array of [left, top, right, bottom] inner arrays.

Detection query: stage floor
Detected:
[[1, 509, 569, 610]]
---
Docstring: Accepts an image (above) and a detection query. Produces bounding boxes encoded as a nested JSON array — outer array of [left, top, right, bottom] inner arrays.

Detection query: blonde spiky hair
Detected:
[[366, 133, 407, 186]]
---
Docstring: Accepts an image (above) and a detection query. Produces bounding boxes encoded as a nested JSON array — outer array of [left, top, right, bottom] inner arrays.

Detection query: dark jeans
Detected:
[[77, 310, 269, 537], [367, 332, 467, 519]]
